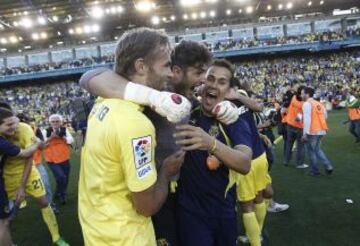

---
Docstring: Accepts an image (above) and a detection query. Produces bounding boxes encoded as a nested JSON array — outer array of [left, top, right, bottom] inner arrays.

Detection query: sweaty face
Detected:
[[174, 64, 208, 99], [201, 66, 232, 115], [0, 116, 19, 136], [147, 46, 173, 91], [50, 117, 62, 129]]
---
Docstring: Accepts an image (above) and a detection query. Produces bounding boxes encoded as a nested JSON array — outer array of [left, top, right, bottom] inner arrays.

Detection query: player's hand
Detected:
[[261, 135, 272, 148], [174, 124, 213, 151], [212, 101, 239, 125], [162, 150, 185, 178], [15, 187, 26, 206], [301, 135, 308, 142], [149, 92, 192, 123]]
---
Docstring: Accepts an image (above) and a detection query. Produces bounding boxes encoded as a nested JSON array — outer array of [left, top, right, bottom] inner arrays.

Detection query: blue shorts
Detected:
[[176, 206, 237, 246], [0, 177, 10, 219]]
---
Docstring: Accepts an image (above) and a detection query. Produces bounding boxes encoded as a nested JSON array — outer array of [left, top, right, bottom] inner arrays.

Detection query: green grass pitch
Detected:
[[10, 110, 360, 246]]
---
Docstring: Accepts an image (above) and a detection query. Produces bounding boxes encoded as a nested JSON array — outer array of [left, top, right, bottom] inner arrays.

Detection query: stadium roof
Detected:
[[0, 0, 359, 53]]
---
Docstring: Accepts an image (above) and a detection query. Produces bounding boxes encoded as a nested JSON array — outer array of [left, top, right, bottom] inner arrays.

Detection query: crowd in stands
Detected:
[[1, 29, 359, 77], [0, 50, 358, 128], [211, 31, 349, 51], [0, 82, 91, 128]]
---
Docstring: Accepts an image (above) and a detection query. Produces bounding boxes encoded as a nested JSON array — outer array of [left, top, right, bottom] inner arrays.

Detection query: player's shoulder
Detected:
[[17, 122, 34, 135], [101, 99, 155, 132]]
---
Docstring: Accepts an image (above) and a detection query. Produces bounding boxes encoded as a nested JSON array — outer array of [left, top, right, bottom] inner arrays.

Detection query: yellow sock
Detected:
[[243, 212, 261, 246], [254, 202, 267, 232], [41, 205, 60, 243]]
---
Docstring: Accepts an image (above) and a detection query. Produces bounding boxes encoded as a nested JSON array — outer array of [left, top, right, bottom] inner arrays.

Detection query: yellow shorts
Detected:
[[237, 153, 272, 202], [5, 166, 46, 200]]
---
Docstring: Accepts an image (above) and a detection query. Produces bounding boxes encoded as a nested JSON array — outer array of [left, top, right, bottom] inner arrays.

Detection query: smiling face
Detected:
[[0, 116, 19, 137], [201, 65, 232, 116]]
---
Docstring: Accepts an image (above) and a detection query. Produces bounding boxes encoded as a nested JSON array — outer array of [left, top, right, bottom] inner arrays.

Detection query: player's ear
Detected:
[[134, 58, 147, 76], [172, 65, 183, 77]]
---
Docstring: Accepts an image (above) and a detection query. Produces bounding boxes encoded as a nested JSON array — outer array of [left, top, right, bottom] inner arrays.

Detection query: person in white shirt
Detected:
[[301, 87, 333, 176]]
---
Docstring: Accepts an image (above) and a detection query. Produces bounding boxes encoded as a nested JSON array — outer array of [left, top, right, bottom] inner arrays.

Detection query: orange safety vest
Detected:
[[32, 127, 42, 165], [309, 99, 329, 134], [348, 108, 360, 121], [44, 136, 71, 164], [286, 95, 304, 129]]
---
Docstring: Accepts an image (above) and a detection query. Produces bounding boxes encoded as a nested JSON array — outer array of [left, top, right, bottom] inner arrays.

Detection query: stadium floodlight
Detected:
[[209, 10, 216, 17], [13, 21, 19, 27], [84, 25, 91, 33], [191, 13, 198, 20], [24, 11, 28, 15], [308, 1, 312, 6], [110, 7, 117, 14], [170, 15, 176, 21], [320, 0, 324, 5], [20, 17, 33, 28], [18, 37, 23, 41], [278, 4, 283, 10], [151, 16, 160, 25], [57, 41, 63, 45], [162, 17, 167, 22], [32, 33, 39, 40], [200, 11, 207, 18], [37, 16, 47, 25], [286, 2, 293, 9], [117, 6, 124, 13], [69, 28, 74, 34], [0, 38, 7, 44], [92, 24, 100, 32], [105, 8, 110, 14], [75, 27, 83, 34], [9, 36, 18, 43], [0, 48, 7, 52], [206, 0, 218, 3], [246, 6, 253, 14], [52, 16, 59, 22], [40, 32, 47, 39], [238, 9, 243, 13], [267, 5, 272, 10], [226, 9, 232, 15], [91, 6, 104, 18], [18, 49, 22, 53], [180, 0, 201, 7], [135, 1, 155, 13], [183, 14, 188, 20], [24, 45, 31, 49]]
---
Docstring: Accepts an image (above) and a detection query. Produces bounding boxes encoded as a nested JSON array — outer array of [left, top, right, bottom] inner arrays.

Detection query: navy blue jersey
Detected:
[[177, 108, 252, 218], [0, 136, 21, 171], [234, 102, 265, 159]]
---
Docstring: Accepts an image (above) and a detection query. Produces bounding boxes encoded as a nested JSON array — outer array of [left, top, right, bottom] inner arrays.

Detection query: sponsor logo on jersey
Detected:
[[132, 136, 152, 169]]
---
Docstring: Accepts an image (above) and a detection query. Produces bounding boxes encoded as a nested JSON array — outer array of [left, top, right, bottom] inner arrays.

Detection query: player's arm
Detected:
[[0, 137, 39, 159], [15, 157, 33, 206], [174, 124, 251, 174], [226, 88, 263, 112], [132, 150, 185, 217], [79, 69, 191, 123], [17, 141, 41, 158]]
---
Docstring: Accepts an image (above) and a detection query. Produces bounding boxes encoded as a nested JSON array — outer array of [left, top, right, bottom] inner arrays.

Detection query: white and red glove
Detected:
[[212, 100, 239, 125], [124, 82, 191, 123]]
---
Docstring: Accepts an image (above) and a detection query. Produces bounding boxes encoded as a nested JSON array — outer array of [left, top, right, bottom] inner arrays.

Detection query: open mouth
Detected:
[[205, 89, 219, 100]]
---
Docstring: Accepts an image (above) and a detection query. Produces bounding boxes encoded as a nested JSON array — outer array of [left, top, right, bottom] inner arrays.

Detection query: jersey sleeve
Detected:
[[119, 120, 157, 193], [0, 137, 21, 157], [225, 118, 253, 149]]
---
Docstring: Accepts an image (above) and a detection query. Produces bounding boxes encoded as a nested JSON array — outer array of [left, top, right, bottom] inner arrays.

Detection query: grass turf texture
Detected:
[[10, 110, 360, 246]]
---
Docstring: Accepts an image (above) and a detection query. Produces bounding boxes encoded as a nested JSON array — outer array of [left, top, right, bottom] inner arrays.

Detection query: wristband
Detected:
[[124, 82, 160, 106]]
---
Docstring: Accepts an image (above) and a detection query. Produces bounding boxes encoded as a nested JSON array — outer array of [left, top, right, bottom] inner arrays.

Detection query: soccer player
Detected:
[[301, 87, 333, 176], [0, 107, 69, 246], [79, 40, 238, 245], [78, 28, 188, 246], [173, 59, 251, 246], [0, 108, 43, 246], [43, 114, 74, 205]]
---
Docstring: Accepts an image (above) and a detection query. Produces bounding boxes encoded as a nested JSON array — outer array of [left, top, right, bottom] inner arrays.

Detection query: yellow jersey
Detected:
[[79, 98, 157, 246], [4, 122, 35, 177]]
